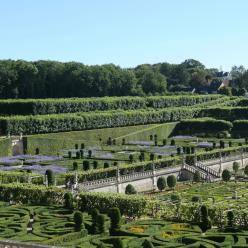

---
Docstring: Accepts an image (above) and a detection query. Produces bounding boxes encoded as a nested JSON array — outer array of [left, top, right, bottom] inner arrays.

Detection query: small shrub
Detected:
[[222, 169, 231, 182], [199, 205, 211, 233], [167, 175, 176, 189], [113, 238, 124, 248], [88, 150, 92, 158], [64, 192, 73, 209], [45, 169, 54, 186], [96, 214, 106, 234], [35, 148, 40, 155], [244, 165, 248, 176], [83, 160, 90, 171], [157, 177, 166, 191], [74, 211, 84, 231], [193, 171, 201, 183], [73, 162, 78, 171], [109, 207, 121, 235], [192, 196, 201, 203], [104, 162, 109, 168], [129, 154, 134, 163], [142, 239, 154, 248], [91, 208, 99, 234], [125, 184, 137, 194], [93, 161, 98, 169], [76, 151, 80, 159], [170, 139, 176, 146], [227, 210, 234, 227], [150, 153, 155, 161], [75, 144, 79, 150]]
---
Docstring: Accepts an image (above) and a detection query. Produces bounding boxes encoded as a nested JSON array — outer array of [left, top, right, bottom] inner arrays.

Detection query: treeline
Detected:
[[0, 59, 223, 99], [0, 95, 221, 115]]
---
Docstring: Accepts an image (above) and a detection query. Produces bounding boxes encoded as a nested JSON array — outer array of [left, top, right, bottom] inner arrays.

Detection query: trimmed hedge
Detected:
[[80, 192, 157, 218], [233, 120, 248, 137], [0, 95, 221, 115], [65, 157, 180, 183], [0, 138, 11, 156], [199, 107, 248, 121], [0, 107, 199, 135], [173, 118, 233, 136], [0, 183, 64, 205]]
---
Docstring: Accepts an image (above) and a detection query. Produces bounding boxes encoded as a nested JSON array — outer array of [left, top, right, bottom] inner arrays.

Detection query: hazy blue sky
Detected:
[[0, 0, 247, 70]]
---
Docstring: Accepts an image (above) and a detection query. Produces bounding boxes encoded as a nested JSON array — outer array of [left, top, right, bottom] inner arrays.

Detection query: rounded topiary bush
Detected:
[[125, 184, 137, 195]]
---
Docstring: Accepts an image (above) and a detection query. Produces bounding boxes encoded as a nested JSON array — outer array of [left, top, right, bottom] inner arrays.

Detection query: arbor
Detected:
[[167, 175, 177, 189], [222, 169, 231, 182], [125, 184, 137, 194], [193, 171, 201, 183], [74, 211, 84, 231], [157, 177, 166, 191]]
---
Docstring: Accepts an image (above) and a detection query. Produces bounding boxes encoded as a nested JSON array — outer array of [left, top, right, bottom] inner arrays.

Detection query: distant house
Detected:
[[195, 71, 232, 94]]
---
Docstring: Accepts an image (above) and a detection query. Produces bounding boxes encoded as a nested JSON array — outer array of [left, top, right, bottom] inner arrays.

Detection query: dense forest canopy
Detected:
[[0, 59, 247, 99]]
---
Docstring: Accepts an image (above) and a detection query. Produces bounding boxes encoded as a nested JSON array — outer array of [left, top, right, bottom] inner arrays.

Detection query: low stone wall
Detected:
[[79, 153, 248, 193], [0, 240, 58, 248]]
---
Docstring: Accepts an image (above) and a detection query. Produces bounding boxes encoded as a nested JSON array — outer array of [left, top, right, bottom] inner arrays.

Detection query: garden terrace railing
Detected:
[[182, 164, 208, 180], [195, 162, 220, 178], [78, 166, 182, 191], [0, 240, 59, 248]]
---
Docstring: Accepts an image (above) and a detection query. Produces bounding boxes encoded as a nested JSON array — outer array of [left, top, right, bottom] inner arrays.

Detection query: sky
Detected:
[[0, 0, 247, 71]]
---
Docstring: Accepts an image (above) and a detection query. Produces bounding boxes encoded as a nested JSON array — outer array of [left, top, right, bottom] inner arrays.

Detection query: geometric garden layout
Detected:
[[1, 95, 248, 247]]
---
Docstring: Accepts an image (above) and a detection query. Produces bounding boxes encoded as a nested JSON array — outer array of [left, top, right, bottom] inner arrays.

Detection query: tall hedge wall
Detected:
[[0, 183, 64, 205], [232, 120, 248, 137], [173, 118, 233, 136], [0, 95, 221, 115], [80, 192, 157, 217], [199, 107, 248, 121], [0, 138, 11, 156], [0, 107, 199, 135]]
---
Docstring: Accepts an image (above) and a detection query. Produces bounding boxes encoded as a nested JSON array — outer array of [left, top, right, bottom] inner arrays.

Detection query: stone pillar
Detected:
[[241, 149, 244, 168], [74, 171, 78, 189], [194, 154, 197, 166], [152, 163, 156, 190], [219, 152, 222, 174], [116, 166, 120, 193]]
